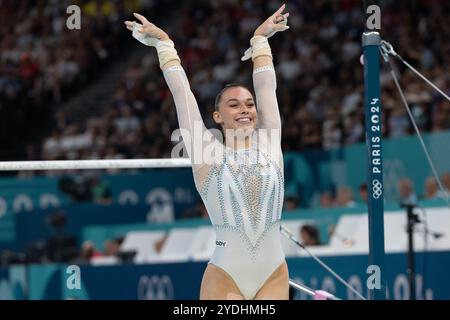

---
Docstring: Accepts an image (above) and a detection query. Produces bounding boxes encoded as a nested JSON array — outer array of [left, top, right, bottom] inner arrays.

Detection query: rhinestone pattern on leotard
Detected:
[[198, 142, 284, 260]]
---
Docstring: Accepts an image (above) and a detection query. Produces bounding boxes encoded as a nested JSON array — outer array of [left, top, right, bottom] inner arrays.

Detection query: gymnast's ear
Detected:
[[213, 111, 223, 125]]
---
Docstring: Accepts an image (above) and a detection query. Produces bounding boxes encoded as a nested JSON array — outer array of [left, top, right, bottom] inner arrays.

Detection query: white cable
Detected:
[[380, 40, 450, 104], [382, 52, 450, 211], [289, 280, 316, 297], [289, 279, 341, 300], [280, 225, 367, 300]]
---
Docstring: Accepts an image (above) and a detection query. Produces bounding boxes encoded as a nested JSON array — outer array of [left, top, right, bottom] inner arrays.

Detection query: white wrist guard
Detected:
[[241, 17, 288, 61], [242, 36, 272, 62], [132, 22, 180, 69]]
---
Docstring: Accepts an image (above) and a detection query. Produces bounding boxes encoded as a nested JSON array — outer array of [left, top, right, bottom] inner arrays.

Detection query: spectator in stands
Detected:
[[181, 200, 209, 219], [320, 191, 335, 208], [299, 224, 321, 246], [442, 172, 450, 193], [71, 240, 102, 265], [322, 109, 342, 150], [335, 186, 356, 208], [89, 176, 113, 205], [58, 176, 92, 202], [284, 195, 300, 212], [398, 178, 418, 205], [43, 210, 79, 262], [388, 108, 410, 137], [358, 183, 368, 204], [424, 174, 450, 200], [423, 176, 439, 200], [103, 236, 123, 256]]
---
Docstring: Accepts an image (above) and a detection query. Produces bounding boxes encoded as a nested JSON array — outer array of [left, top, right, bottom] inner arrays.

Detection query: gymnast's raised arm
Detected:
[[243, 4, 290, 135], [124, 13, 216, 171]]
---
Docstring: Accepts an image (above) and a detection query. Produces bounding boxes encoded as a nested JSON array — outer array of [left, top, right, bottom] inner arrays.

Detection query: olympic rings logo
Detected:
[[372, 179, 383, 199], [137, 275, 174, 300]]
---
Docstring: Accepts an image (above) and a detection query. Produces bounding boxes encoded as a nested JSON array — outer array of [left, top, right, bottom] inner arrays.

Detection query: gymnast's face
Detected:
[[213, 86, 258, 133]]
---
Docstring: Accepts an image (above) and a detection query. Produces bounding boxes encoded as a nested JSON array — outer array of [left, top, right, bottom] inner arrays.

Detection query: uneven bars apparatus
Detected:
[[0, 157, 343, 300], [0, 158, 340, 300], [362, 30, 387, 300], [0, 158, 191, 171]]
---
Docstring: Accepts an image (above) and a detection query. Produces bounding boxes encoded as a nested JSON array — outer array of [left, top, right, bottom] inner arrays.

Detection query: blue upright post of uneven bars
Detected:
[[362, 31, 386, 300]]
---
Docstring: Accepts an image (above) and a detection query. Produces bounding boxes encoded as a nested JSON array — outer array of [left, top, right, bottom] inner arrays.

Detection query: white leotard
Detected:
[[163, 64, 286, 300]]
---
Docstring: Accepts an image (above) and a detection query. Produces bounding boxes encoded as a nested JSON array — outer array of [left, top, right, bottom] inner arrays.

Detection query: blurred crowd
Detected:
[[1, 0, 447, 166], [2, 0, 450, 268], [31, 0, 450, 165], [0, 0, 449, 203], [1, 0, 448, 198], [0, 0, 143, 160], [281, 171, 450, 211]]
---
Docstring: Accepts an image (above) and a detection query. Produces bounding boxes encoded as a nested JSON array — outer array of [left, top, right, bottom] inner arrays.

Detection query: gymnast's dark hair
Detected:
[[214, 83, 254, 111]]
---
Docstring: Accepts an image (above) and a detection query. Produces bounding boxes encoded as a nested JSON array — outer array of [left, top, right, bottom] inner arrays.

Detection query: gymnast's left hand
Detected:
[[253, 3, 290, 38], [124, 13, 170, 41]]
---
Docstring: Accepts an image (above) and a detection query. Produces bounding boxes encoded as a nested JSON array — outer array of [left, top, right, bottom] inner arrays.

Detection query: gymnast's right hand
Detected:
[[124, 13, 170, 46]]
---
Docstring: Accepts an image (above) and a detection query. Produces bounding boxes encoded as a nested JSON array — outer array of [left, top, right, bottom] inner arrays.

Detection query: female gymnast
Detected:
[[125, 4, 290, 300]]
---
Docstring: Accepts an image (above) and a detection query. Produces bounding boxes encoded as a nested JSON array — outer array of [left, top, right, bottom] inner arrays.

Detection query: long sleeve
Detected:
[[253, 66, 282, 133], [252, 65, 283, 170], [163, 65, 220, 177]]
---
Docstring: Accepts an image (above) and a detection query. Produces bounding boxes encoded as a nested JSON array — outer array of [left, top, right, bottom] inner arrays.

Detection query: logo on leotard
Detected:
[[216, 240, 227, 247]]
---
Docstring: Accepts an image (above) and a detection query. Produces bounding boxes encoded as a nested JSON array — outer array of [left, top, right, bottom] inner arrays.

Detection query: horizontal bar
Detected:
[[0, 158, 191, 171]]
